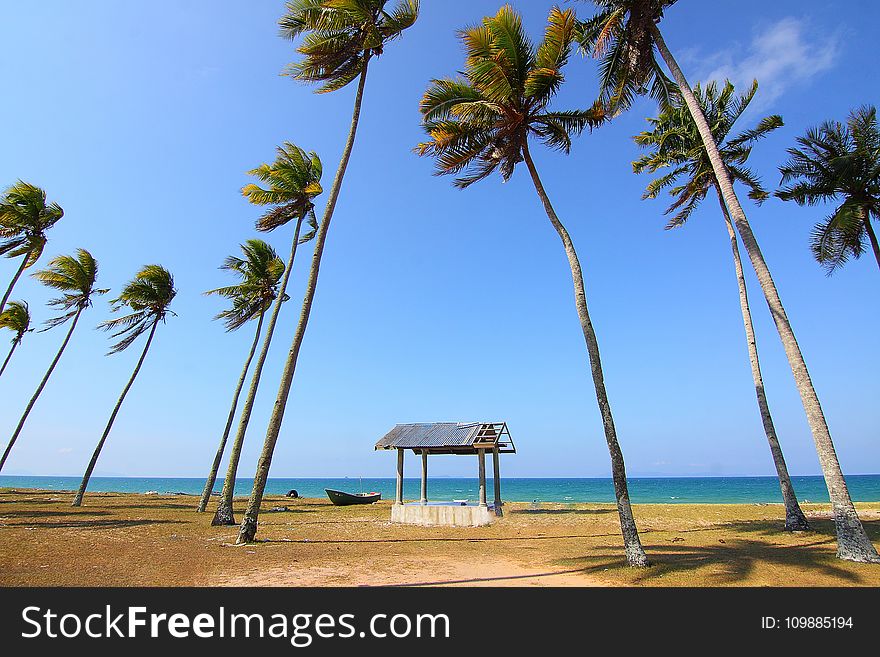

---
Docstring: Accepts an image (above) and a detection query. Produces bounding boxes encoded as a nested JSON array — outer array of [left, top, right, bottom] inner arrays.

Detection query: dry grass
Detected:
[[1, 489, 879, 587]]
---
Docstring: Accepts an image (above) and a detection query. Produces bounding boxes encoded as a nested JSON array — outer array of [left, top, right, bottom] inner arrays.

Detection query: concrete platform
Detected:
[[391, 503, 497, 527]]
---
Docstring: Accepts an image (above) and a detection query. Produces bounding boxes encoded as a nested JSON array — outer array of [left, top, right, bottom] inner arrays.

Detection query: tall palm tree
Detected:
[[0, 300, 32, 377], [0, 250, 107, 473], [236, 0, 419, 544], [633, 79, 809, 531], [196, 239, 287, 513], [209, 144, 323, 526], [0, 181, 64, 316], [578, 0, 880, 562], [777, 105, 880, 274], [417, 5, 649, 567], [72, 265, 176, 507]]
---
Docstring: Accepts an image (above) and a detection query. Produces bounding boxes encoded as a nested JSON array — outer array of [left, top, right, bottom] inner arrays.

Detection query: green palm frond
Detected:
[[777, 105, 880, 273], [0, 300, 31, 344], [32, 248, 107, 329], [632, 79, 781, 229], [243, 142, 324, 233], [0, 181, 63, 267], [205, 239, 286, 331], [280, 0, 419, 93], [100, 265, 176, 354], [575, 0, 680, 113], [416, 5, 600, 188]]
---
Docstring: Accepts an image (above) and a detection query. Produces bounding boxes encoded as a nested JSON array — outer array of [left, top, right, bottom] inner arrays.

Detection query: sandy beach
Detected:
[[2, 488, 879, 587]]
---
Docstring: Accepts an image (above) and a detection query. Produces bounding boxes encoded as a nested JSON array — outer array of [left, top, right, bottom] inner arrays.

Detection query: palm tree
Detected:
[[196, 239, 287, 513], [0, 300, 32, 377], [209, 145, 323, 526], [777, 105, 880, 274], [72, 265, 176, 507], [0, 250, 107, 473], [578, 0, 879, 563], [416, 5, 648, 567], [236, 0, 419, 544], [633, 79, 810, 531], [0, 181, 64, 316]]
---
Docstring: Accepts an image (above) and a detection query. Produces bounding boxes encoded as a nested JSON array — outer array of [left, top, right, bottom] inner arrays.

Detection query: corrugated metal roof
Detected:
[[375, 422, 483, 449]]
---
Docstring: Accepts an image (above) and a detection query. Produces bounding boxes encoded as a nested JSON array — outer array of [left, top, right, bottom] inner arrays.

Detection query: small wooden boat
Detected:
[[325, 488, 381, 506]]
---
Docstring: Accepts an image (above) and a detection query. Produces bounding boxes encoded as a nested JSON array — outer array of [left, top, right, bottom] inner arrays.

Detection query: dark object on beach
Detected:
[[286, 489, 299, 498], [270, 506, 289, 512], [325, 488, 380, 506]]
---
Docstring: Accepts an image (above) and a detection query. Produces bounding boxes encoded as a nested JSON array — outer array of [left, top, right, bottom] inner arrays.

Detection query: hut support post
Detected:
[[478, 448, 487, 507], [395, 448, 404, 505], [420, 451, 428, 505], [492, 448, 502, 517]]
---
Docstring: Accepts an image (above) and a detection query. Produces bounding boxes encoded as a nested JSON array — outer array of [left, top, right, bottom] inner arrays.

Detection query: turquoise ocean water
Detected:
[[1, 474, 879, 504]]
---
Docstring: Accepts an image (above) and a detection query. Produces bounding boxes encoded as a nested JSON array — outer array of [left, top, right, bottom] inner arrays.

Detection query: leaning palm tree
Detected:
[[0, 250, 107, 473], [417, 5, 648, 567], [633, 79, 810, 531], [577, 0, 879, 563], [777, 105, 880, 274], [0, 300, 32, 377], [236, 0, 419, 544], [209, 145, 323, 526], [0, 181, 64, 316], [196, 239, 287, 513], [72, 265, 176, 507]]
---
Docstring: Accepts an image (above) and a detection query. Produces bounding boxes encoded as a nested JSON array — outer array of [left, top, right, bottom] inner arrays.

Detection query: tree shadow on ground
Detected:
[[0, 510, 112, 519], [3, 519, 185, 530], [562, 537, 864, 585], [0, 498, 66, 505], [384, 568, 593, 587], [257, 533, 621, 545]]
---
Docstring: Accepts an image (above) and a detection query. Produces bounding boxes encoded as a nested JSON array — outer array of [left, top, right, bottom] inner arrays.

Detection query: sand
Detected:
[[2, 489, 879, 587]]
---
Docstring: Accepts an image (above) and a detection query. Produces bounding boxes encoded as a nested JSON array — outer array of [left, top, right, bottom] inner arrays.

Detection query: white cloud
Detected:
[[695, 18, 840, 110], [58, 447, 73, 454]]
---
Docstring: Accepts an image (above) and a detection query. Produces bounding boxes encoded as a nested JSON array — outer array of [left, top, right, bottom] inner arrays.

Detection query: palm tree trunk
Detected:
[[72, 319, 159, 507], [652, 23, 879, 563], [0, 307, 83, 473], [0, 254, 29, 317], [860, 207, 880, 271], [197, 310, 266, 512], [236, 58, 372, 544], [522, 140, 648, 567], [0, 340, 18, 378], [716, 187, 809, 531], [212, 217, 304, 526]]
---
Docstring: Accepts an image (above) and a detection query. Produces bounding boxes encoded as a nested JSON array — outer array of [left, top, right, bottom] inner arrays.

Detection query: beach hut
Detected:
[[375, 422, 516, 527]]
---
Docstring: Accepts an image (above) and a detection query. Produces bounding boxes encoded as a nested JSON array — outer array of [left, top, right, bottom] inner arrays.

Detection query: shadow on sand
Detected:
[[563, 537, 863, 585], [4, 518, 186, 530]]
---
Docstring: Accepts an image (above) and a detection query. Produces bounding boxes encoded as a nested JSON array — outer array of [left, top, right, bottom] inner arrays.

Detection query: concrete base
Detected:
[[391, 503, 495, 527]]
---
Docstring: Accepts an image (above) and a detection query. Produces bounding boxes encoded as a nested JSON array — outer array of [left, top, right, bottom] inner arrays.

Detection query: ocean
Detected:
[[1, 474, 879, 504]]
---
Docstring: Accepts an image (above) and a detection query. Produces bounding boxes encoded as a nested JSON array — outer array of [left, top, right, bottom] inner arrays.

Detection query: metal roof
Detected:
[[375, 422, 516, 454]]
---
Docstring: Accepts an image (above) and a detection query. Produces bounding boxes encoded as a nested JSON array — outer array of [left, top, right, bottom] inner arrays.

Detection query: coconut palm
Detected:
[[0, 250, 107, 473], [236, 0, 419, 544], [577, 0, 879, 563], [777, 105, 880, 274], [0, 181, 64, 316], [196, 239, 287, 514], [416, 5, 649, 567], [209, 145, 323, 526], [0, 300, 31, 377], [633, 79, 810, 531], [72, 265, 176, 507]]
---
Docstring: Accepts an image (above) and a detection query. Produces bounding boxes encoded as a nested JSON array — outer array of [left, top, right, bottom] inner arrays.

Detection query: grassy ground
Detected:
[[1, 489, 879, 586]]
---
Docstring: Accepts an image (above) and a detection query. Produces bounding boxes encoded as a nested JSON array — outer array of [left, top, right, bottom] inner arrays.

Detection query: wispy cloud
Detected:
[[58, 447, 73, 454], [690, 18, 840, 110]]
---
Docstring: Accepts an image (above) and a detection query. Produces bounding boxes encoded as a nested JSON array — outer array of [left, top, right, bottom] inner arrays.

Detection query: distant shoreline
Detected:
[[3, 474, 879, 505]]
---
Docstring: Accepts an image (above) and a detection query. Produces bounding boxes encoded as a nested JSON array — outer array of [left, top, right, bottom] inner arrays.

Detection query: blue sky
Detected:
[[0, 0, 877, 480]]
